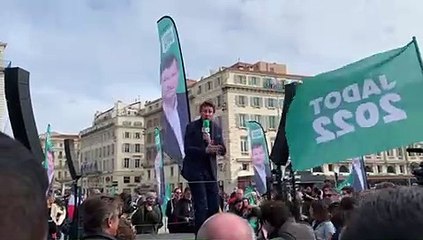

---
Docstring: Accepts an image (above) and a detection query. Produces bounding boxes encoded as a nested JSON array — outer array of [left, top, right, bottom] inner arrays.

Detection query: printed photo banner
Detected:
[[154, 127, 166, 206], [246, 121, 272, 195], [287, 38, 423, 170], [157, 16, 191, 168]]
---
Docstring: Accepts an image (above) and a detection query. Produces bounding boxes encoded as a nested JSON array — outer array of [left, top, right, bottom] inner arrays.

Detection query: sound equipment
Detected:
[[5, 67, 44, 164], [64, 139, 80, 180], [270, 82, 299, 166]]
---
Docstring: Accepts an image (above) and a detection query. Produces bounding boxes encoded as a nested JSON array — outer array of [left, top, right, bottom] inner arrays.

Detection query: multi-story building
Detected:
[[79, 101, 145, 194], [141, 61, 305, 192], [0, 42, 7, 128], [39, 131, 80, 190]]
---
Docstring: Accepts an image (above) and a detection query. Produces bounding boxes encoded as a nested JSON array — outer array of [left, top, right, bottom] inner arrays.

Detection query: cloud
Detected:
[[1, 0, 423, 133]]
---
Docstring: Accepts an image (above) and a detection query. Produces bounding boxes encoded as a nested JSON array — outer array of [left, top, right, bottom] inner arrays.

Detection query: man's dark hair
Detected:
[[341, 187, 423, 240], [199, 101, 215, 113], [341, 186, 354, 194], [160, 54, 178, 75], [0, 132, 49, 239], [260, 200, 291, 229], [81, 195, 120, 233], [251, 143, 263, 150]]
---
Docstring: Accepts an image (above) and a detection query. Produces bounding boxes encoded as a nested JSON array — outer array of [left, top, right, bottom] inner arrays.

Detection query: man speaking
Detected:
[[182, 101, 226, 235]]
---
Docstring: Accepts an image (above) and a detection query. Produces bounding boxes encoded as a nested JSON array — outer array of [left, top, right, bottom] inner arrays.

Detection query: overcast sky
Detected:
[[1, 0, 421, 133]]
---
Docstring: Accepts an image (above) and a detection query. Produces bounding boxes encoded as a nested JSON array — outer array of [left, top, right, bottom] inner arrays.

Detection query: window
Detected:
[[399, 165, 405, 174], [377, 165, 382, 173], [107, 145, 110, 156], [134, 121, 143, 127], [147, 170, 151, 180], [268, 116, 277, 129], [237, 114, 247, 128], [313, 166, 323, 172], [240, 137, 248, 154], [147, 120, 153, 128], [248, 76, 259, 86], [207, 81, 212, 90], [58, 151, 63, 158], [339, 165, 349, 173], [365, 165, 373, 172], [134, 132, 141, 139], [170, 166, 174, 177], [123, 143, 130, 153], [217, 95, 222, 107], [251, 97, 262, 107], [242, 163, 249, 171], [387, 166, 395, 174], [123, 176, 130, 184], [58, 171, 62, 179], [266, 98, 276, 108], [216, 77, 222, 86], [235, 75, 247, 84], [123, 121, 131, 126], [253, 115, 262, 124], [236, 96, 248, 107], [124, 132, 130, 139], [397, 147, 404, 158], [135, 144, 141, 153], [134, 176, 141, 183], [59, 160, 63, 168], [197, 85, 202, 94], [134, 159, 140, 168], [111, 144, 115, 155], [123, 158, 130, 168], [328, 164, 334, 172], [386, 149, 394, 157], [147, 133, 153, 144]]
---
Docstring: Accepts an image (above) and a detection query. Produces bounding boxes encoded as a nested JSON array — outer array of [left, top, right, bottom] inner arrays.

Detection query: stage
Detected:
[[136, 233, 195, 239]]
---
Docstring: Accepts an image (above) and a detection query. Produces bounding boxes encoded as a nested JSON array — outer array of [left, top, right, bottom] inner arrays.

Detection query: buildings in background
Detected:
[[76, 60, 423, 194], [0, 42, 7, 129], [39, 131, 80, 190], [79, 101, 145, 194]]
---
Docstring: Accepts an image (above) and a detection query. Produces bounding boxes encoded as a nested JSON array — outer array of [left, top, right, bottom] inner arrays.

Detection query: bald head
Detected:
[[197, 213, 255, 240]]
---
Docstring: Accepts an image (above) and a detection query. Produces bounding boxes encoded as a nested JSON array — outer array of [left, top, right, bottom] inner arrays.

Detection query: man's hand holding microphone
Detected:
[[202, 119, 223, 155]]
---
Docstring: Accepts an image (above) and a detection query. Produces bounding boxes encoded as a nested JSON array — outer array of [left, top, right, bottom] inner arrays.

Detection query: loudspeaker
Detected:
[[270, 82, 298, 166], [5, 67, 44, 164], [64, 139, 80, 180]]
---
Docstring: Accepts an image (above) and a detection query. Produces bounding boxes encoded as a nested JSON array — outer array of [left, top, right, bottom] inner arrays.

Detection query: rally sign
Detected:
[[286, 38, 423, 171]]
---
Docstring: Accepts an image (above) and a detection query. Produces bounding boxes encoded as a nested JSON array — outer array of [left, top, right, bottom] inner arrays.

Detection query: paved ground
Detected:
[[136, 233, 195, 240]]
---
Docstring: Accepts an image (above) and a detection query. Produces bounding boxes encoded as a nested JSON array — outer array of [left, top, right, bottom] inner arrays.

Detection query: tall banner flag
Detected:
[[246, 121, 272, 195], [157, 16, 191, 168], [154, 127, 166, 206], [336, 157, 368, 192], [44, 124, 54, 194], [287, 38, 423, 170]]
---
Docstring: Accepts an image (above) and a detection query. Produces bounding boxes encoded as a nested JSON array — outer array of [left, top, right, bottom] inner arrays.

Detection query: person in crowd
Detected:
[[229, 198, 245, 217], [341, 187, 423, 240], [165, 187, 182, 233], [197, 213, 256, 240], [330, 197, 356, 240], [48, 195, 59, 240], [131, 191, 162, 234], [51, 196, 67, 240], [258, 200, 292, 240], [0, 132, 49, 240], [340, 186, 354, 199], [115, 193, 136, 240], [278, 201, 316, 240], [81, 195, 120, 240], [310, 200, 336, 240], [174, 187, 195, 233], [228, 188, 244, 211], [182, 101, 227, 235]]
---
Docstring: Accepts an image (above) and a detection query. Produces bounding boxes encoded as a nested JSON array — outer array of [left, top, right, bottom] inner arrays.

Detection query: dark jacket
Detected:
[[162, 93, 190, 162], [182, 119, 226, 181], [131, 204, 162, 234]]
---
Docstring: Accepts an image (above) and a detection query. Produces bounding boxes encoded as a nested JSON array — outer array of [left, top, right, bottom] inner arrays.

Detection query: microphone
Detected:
[[203, 119, 211, 135]]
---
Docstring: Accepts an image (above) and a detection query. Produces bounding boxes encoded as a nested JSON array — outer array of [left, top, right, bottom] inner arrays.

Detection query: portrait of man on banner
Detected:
[[251, 142, 271, 194], [160, 53, 189, 163]]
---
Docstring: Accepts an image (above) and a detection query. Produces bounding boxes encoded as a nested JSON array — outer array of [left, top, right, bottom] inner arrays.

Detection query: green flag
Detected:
[[287, 38, 423, 170]]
